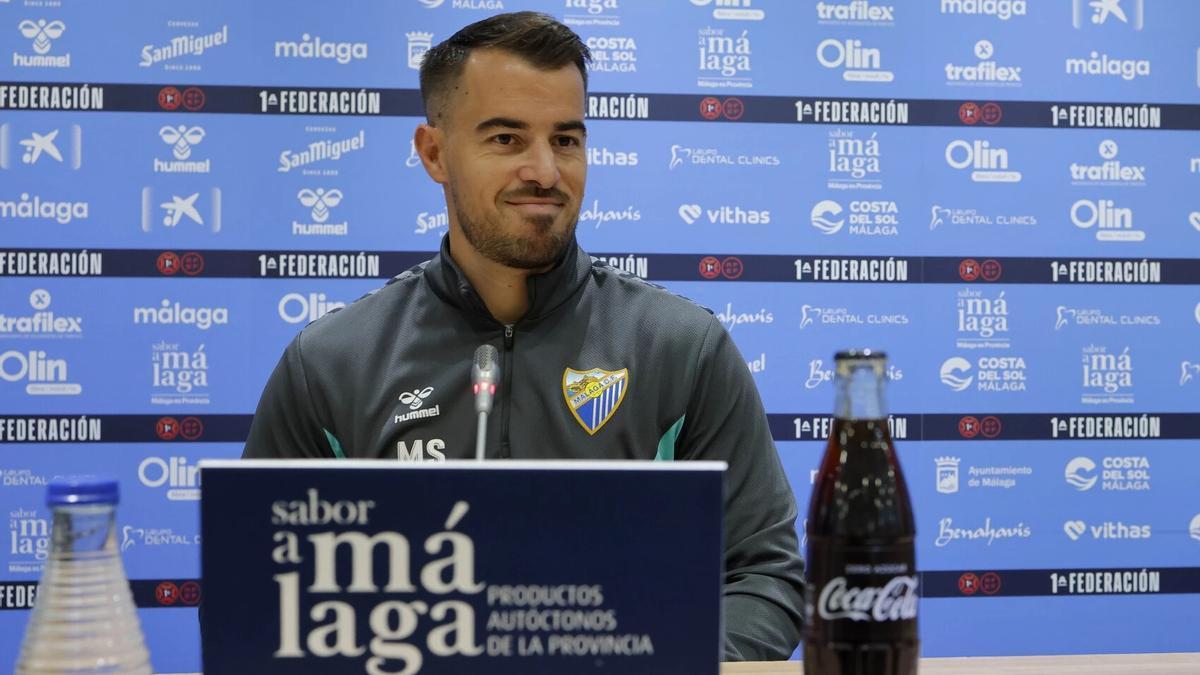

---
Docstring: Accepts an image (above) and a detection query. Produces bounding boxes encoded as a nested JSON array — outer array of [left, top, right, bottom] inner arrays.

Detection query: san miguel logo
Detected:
[[562, 368, 629, 435]]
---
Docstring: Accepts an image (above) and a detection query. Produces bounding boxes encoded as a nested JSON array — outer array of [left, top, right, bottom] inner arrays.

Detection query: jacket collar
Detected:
[[423, 234, 591, 326]]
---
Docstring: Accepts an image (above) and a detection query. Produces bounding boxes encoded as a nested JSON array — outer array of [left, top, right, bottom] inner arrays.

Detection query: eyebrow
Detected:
[[475, 117, 588, 136]]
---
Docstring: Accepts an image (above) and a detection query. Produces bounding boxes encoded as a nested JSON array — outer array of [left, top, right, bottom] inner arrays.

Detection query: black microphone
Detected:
[[472, 344, 499, 460]]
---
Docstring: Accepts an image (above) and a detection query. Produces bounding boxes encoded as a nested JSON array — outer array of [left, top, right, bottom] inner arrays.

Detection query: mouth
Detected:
[[505, 200, 565, 216]]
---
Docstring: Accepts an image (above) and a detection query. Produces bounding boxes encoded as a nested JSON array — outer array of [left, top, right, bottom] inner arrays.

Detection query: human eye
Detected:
[[492, 133, 515, 145], [555, 135, 582, 148]]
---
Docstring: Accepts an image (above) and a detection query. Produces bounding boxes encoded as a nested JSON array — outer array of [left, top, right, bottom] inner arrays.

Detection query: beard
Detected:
[[451, 186, 578, 270]]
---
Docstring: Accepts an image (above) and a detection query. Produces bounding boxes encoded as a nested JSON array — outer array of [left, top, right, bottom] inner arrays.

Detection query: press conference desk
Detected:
[[722, 653, 1200, 674]]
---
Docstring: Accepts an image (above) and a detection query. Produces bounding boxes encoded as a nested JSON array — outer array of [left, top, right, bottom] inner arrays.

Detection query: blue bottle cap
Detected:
[[47, 476, 119, 506]]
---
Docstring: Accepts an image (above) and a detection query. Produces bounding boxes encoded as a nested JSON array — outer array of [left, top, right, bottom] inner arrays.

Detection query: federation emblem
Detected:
[[563, 367, 629, 435]]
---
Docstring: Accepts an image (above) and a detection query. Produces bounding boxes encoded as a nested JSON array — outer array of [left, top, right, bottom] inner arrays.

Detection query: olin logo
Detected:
[[945, 139, 1021, 182], [1070, 199, 1144, 242], [816, 38, 893, 82]]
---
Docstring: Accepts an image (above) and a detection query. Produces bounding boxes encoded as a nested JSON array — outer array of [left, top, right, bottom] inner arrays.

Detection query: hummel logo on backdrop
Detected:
[[297, 188, 343, 223]]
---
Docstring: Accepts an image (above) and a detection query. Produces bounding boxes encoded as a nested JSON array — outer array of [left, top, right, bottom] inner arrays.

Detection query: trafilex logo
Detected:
[[945, 39, 1022, 86], [13, 19, 70, 68], [945, 139, 1021, 182], [275, 34, 368, 64], [816, 1, 896, 26], [140, 21, 230, 71], [1070, 140, 1145, 186], [0, 289, 83, 339]]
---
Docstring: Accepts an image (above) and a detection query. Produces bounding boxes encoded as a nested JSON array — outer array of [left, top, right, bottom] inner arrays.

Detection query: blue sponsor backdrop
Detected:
[[2, 0, 1200, 672]]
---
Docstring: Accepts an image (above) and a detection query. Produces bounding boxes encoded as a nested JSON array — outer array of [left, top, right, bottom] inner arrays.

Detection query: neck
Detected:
[[447, 227, 541, 325]]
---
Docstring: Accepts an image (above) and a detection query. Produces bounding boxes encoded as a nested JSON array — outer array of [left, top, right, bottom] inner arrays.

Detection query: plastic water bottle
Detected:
[[16, 476, 152, 674]]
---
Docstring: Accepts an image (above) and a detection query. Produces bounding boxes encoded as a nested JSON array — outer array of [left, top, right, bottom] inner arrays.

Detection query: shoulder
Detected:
[[294, 262, 430, 360], [587, 256, 720, 337]]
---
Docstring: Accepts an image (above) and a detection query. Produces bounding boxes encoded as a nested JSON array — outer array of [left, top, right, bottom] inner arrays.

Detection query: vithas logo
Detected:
[[1064, 519, 1150, 540], [945, 139, 1021, 182], [678, 203, 769, 225]]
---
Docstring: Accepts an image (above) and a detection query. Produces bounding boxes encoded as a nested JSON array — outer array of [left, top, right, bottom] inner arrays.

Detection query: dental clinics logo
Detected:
[[697, 27, 752, 89], [940, 355, 1027, 392], [955, 288, 1009, 349], [274, 34, 368, 65], [1070, 198, 1145, 242], [1182, 360, 1200, 386], [1070, 140, 1145, 186], [139, 21, 230, 71], [799, 304, 910, 331], [1054, 304, 1160, 330], [1065, 51, 1150, 81], [8, 508, 49, 573], [945, 39, 1022, 87], [1080, 344, 1134, 404], [293, 188, 348, 236], [150, 341, 209, 405], [816, 1, 896, 26], [0, 289, 83, 339], [566, 0, 622, 28], [134, 300, 229, 330], [585, 36, 636, 72], [154, 125, 210, 173], [138, 456, 200, 501], [945, 139, 1021, 182], [121, 524, 199, 552], [278, 292, 346, 324], [940, 0, 1026, 20], [277, 129, 366, 175], [691, 0, 765, 22], [0, 193, 89, 224], [816, 37, 893, 82], [0, 349, 81, 395], [1065, 455, 1150, 492], [928, 204, 1037, 230], [677, 202, 769, 225], [13, 19, 70, 69], [668, 144, 777, 170], [828, 129, 882, 189], [805, 357, 903, 389], [810, 199, 898, 236]]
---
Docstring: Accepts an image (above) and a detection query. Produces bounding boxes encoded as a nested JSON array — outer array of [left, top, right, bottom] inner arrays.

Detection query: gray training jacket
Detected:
[[243, 236, 806, 660]]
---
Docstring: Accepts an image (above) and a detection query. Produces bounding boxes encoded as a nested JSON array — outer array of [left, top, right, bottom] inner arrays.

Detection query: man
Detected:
[[243, 11, 804, 661]]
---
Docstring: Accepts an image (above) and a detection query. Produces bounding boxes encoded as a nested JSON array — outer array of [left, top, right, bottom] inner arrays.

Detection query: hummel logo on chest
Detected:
[[399, 386, 434, 410]]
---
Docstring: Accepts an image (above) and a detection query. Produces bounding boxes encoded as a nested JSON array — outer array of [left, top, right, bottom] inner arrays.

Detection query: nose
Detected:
[[516, 142, 561, 189]]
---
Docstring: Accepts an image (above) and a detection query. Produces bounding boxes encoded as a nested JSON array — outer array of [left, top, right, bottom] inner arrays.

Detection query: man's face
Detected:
[[428, 49, 587, 270]]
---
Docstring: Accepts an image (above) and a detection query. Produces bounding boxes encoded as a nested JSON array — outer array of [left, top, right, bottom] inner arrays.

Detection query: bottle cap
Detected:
[[47, 476, 119, 506], [835, 349, 887, 361]]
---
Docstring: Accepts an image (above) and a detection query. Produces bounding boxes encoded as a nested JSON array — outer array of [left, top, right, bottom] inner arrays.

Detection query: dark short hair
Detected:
[[419, 11, 591, 124]]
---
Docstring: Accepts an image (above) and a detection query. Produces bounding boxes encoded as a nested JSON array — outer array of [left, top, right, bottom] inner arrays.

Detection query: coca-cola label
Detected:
[[804, 538, 918, 643], [816, 574, 918, 622]]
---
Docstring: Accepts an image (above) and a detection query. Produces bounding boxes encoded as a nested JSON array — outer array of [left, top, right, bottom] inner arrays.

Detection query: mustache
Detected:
[[502, 187, 570, 203]]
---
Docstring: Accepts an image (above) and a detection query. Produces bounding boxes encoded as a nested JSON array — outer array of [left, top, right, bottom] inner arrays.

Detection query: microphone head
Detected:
[[472, 344, 499, 385]]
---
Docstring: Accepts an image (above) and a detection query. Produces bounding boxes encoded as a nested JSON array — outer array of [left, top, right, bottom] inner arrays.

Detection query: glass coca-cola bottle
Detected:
[[804, 350, 918, 674]]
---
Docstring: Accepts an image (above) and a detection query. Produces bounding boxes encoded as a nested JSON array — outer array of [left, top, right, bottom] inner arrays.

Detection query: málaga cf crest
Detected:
[[562, 368, 629, 435]]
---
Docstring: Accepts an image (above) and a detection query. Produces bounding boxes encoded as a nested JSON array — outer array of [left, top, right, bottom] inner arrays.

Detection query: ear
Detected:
[[414, 123, 448, 185]]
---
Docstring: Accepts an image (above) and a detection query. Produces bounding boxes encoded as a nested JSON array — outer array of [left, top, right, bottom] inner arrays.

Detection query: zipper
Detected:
[[500, 324, 514, 458]]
